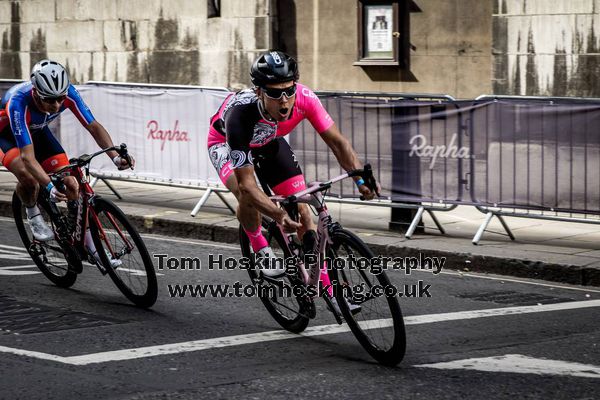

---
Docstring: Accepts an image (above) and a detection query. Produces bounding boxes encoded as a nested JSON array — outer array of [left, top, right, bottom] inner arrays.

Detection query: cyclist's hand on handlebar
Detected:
[[280, 214, 302, 233], [46, 182, 67, 203], [113, 154, 135, 170], [358, 182, 380, 201], [356, 163, 381, 201]]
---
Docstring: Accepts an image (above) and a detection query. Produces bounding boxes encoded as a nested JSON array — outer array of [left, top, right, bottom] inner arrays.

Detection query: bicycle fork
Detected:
[[306, 207, 346, 324]]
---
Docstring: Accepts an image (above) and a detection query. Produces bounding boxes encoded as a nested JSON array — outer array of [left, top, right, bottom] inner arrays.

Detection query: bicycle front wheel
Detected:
[[329, 229, 406, 366], [12, 192, 79, 288], [240, 222, 310, 333], [89, 198, 158, 308]]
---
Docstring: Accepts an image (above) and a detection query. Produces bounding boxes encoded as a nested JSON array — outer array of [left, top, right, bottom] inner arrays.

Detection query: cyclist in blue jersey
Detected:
[[0, 60, 134, 267]]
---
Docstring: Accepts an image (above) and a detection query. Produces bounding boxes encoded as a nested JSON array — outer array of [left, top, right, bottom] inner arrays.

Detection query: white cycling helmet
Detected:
[[30, 59, 70, 98]]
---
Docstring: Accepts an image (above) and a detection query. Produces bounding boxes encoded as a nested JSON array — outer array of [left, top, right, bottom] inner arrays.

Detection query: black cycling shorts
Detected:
[[0, 124, 68, 171]]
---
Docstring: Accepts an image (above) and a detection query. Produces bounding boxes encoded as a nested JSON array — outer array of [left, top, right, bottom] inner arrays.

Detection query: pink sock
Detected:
[[320, 262, 333, 296], [244, 226, 268, 252]]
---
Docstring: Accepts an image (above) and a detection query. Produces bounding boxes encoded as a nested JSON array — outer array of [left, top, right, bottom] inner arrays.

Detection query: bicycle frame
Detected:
[[48, 157, 134, 266], [270, 171, 352, 288]]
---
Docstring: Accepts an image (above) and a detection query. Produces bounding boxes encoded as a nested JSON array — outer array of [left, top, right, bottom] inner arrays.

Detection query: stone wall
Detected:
[[0, 0, 274, 88], [285, 0, 493, 98], [5, 0, 599, 97], [493, 0, 600, 96]]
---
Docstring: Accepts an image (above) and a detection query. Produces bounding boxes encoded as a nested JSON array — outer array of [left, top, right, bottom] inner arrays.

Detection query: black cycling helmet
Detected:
[[250, 50, 299, 87]]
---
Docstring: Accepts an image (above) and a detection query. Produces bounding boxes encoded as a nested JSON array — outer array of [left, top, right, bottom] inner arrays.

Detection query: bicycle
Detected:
[[239, 165, 406, 366], [12, 144, 158, 308]]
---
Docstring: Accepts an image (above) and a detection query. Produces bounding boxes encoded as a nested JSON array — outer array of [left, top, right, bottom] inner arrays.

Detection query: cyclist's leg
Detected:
[[36, 127, 77, 200], [0, 122, 38, 207], [254, 138, 333, 292], [208, 141, 240, 196], [254, 138, 316, 236], [0, 124, 55, 240], [208, 141, 266, 251]]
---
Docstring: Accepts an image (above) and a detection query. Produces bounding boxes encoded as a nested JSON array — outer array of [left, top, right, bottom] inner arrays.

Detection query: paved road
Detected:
[[0, 216, 598, 399]]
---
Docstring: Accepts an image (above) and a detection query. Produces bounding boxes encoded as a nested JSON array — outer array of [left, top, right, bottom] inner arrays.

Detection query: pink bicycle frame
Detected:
[[270, 172, 352, 289]]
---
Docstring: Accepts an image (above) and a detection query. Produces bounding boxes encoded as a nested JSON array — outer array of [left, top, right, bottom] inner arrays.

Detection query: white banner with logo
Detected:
[[59, 84, 230, 187]]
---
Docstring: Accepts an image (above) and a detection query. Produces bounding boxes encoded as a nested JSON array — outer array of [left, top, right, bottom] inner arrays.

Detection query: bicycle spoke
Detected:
[[330, 231, 404, 361], [90, 198, 157, 307]]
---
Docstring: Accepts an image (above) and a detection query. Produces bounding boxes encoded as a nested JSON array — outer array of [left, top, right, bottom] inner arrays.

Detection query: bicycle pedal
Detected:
[[28, 242, 44, 257], [88, 255, 108, 275], [302, 299, 316, 319], [95, 263, 108, 275]]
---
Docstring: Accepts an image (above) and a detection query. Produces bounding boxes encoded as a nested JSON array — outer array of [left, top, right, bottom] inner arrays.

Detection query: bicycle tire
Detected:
[[329, 228, 406, 366], [89, 197, 158, 308], [11, 192, 79, 288], [239, 223, 310, 333]]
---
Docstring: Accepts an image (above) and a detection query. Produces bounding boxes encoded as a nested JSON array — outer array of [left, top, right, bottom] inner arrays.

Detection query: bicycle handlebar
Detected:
[[49, 143, 131, 191], [276, 163, 379, 205], [349, 164, 379, 200], [53, 143, 130, 174]]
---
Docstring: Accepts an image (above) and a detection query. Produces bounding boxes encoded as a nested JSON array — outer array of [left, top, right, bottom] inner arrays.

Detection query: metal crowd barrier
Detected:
[[7, 76, 600, 246], [295, 91, 458, 238], [80, 81, 235, 216], [469, 94, 600, 243]]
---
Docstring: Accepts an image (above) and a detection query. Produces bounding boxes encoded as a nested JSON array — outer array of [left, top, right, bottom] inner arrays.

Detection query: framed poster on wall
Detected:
[[355, 0, 414, 68]]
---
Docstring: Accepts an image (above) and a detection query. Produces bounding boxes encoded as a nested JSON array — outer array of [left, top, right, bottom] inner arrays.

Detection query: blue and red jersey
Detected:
[[0, 82, 95, 148]]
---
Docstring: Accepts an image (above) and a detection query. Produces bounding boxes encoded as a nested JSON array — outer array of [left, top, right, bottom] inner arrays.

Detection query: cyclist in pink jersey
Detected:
[[207, 51, 379, 277]]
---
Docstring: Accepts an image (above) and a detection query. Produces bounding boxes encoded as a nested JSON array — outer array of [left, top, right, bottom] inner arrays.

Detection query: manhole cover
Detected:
[[0, 295, 123, 335], [456, 290, 574, 306]]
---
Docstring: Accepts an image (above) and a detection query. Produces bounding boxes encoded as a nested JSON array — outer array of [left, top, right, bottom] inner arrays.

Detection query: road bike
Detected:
[[12, 144, 158, 308], [239, 165, 406, 366]]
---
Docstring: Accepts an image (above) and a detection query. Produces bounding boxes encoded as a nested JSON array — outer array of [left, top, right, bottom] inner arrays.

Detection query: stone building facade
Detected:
[[1, 0, 600, 98]]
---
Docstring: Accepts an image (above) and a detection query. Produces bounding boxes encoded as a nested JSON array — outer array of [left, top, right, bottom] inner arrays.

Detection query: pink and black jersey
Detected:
[[207, 83, 334, 169]]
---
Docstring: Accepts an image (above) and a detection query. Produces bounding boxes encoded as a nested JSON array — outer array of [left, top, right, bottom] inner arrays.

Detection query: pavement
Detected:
[[1, 171, 599, 286]]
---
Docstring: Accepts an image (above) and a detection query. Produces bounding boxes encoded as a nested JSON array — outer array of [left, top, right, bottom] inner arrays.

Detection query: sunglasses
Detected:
[[263, 84, 297, 100], [39, 94, 67, 104]]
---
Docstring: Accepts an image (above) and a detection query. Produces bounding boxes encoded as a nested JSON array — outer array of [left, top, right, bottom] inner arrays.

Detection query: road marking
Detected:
[[0, 244, 27, 251], [137, 232, 598, 293], [0, 219, 597, 293], [0, 299, 598, 365], [0, 346, 67, 364], [114, 267, 164, 277], [140, 233, 240, 250], [0, 265, 38, 269], [423, 270, 600, 294], [415, 354, 600, 378], [0, 244, 40, 275], [0, 268, 40, 276]]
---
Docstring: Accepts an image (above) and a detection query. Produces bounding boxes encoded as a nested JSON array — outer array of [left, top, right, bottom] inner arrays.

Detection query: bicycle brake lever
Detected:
[[116, 143, 134, 169], [358, 164, 380, 200], [281, 197, 299, 222]]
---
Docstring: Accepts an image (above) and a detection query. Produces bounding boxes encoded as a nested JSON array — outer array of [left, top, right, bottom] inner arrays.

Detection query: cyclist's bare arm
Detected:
[[85, 121, 134, 169], [320, 124, 380, 199], [20, 144, 53, 187], [19, 144, 68, 201], [234, 166, 301, 231]]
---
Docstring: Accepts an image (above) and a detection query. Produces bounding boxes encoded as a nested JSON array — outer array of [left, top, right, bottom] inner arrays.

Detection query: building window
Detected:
[[208, 0, 220, 18], [355, 0, 419, 68]]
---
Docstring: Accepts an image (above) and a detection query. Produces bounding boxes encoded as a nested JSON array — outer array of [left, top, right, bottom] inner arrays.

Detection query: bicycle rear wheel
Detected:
[[12, 192, 79, 288], [89, 197, 158, 308], [329, 228, 406, 366], [239, 222, 310, 333]]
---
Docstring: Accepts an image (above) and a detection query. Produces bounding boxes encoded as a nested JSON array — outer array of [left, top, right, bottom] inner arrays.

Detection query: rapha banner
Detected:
[[59, 84, 230, 187], [389, 100, 482, 203]]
